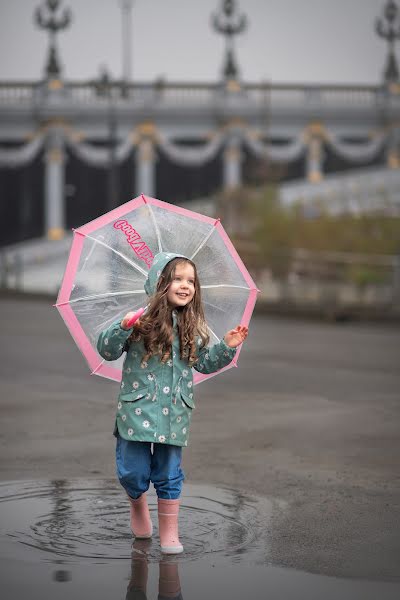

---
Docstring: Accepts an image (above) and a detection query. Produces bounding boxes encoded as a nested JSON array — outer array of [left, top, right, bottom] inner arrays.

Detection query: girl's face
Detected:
[[167, 262, 196, 308]]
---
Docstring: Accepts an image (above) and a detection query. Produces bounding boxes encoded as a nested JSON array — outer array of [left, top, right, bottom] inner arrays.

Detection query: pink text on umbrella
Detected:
[[113, 219, 154, 267]]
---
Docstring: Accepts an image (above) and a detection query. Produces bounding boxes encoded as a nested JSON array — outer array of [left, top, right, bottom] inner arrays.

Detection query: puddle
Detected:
[[0, 479, 399, 600]]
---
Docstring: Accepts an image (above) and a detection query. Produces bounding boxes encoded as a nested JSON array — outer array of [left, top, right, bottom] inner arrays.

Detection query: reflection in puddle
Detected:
[[0, 479, 399, 600], [0, 479, 271, 562]]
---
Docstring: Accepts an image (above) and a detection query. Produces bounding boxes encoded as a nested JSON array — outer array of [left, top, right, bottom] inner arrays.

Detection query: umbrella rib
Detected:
[[91, 359, 105, 376], [201, 284, 251, 291], [77, 231, 148, 277], [146, 202, 163, 253], [57, 290, 145, 306], [190, 224, 217, 261], [207, 325, 221, 343]]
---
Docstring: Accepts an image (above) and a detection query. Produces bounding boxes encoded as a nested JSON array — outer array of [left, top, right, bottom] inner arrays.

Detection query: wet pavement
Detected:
[[1, 479, 400, 600], [0, 296, 400, 597]]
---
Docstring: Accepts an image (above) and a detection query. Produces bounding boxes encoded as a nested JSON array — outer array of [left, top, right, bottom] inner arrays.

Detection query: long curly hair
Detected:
[[128, 258, 209, 366]]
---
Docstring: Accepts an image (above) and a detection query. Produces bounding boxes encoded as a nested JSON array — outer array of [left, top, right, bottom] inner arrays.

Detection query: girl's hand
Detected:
[[120, 310, 141, 330], [224, 325, 248, 348], [121, 312, 136, 330]]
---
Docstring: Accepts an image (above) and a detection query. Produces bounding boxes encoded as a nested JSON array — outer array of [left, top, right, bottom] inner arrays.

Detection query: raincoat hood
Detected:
[[144, 252, 188, 296]]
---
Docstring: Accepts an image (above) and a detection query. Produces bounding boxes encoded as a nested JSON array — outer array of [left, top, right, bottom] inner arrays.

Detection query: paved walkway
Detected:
[[0, 297, 399, 580]]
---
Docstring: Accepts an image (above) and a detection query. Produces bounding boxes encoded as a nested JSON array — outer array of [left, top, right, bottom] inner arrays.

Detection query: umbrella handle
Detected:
[[126, 307, 146, 328]]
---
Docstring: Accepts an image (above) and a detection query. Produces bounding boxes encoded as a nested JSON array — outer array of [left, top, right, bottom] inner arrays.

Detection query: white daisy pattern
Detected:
[[171, 432, 177, 439], [189, 393, 193, 399], [143, 420, 150, 428], [184, 440, 188, 446], [182, 369, 188, 378], [167, 360, 173, 367], [177, 416, 182, 423], [104, 338, 108, 345], [125, 367, 131, 374], [163, 386, 170, 394], [135, 407, 142, 415], [146, 393, 151, 400], [147, 374, 154, 381], [104, 351, 111, 358], [187, 381, 192, 388], [141, 361, 148, 369], [117, 402, 122, 410], [182, 427, 187, 434], [158, 435, 166, 443], [122, 414, 127, 421], [132, 381, 139, 389], [128, 428, 134, 436], [120, 382, 125, 389], [162, 407, 169, 416]]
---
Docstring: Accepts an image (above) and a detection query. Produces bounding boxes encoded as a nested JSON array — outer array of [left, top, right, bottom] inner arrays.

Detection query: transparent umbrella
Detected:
[[55, 194, 259, 384]]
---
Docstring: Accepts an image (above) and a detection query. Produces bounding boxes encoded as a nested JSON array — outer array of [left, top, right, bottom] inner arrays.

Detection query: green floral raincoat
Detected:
[[97, 252, 237, 447]]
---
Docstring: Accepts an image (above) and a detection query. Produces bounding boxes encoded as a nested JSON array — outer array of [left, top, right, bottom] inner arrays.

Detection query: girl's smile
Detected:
[[167, 263, 195, 308]]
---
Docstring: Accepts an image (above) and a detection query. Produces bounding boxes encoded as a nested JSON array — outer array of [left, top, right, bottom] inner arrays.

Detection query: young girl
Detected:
[[97, 251, 248, 554]]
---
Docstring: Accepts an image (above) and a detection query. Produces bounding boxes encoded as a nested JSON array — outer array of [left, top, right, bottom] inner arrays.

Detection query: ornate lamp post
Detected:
[[212, 0, 247, 82], [34, 0, 72, 81], [376, 0, 400, 85]]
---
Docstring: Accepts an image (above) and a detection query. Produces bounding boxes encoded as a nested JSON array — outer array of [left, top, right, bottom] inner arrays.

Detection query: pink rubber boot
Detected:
[[157, 498, 184, 554], [128, 493, 153, 539]]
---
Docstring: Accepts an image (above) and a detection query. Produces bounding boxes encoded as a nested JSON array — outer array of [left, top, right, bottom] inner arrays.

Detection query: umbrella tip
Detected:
[[141, 194, 147, 204], [214, 217, 221, 225], [257, 288, 261, 293]]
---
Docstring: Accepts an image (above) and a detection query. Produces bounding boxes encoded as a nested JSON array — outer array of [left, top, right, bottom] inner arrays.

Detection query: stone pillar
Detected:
[[306, 135, 324, 183], [223, 135, 242, 189], [305, 123, 325, 183], [135, 137, 156, 197], [45, 127, 65, 240], [387, 127, 400, 169]]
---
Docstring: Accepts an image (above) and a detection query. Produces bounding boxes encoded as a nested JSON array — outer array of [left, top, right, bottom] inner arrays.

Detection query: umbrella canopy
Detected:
[[56, 194, 258, 384]]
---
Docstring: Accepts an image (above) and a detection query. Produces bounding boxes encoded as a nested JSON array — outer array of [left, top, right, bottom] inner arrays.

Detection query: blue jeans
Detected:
[[116, 435, 185, 500]]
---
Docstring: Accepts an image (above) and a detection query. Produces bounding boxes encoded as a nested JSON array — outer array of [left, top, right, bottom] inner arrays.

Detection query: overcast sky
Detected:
[[0, 0, 395, 85]]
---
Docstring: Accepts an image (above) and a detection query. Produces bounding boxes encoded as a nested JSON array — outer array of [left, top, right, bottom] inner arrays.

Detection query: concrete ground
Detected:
[[0, 296, 399, 581]]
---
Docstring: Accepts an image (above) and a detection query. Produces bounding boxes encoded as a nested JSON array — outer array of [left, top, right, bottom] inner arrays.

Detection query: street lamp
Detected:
[[376, 0, 400, 85], [34, 0, 72, 82], [212, 0, 247, 83]]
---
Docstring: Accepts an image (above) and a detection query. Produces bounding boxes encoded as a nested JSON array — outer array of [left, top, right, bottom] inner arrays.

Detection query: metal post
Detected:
[[94, 68, 119, 210], [108, 89, 119, 211]]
